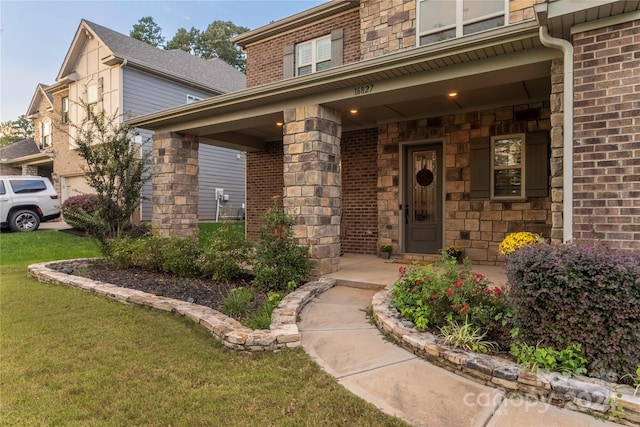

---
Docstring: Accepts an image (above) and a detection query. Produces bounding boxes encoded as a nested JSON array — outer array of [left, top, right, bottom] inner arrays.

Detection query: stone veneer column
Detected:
[[23, 165, 39, 176], [152, 132, 199, 238], [283, 105, 342, 275], [549, 58, 564, 242]]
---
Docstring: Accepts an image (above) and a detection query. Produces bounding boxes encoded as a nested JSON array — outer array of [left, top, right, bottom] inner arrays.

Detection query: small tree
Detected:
[[130, 16, 165, 47], [68, 107, 150, 243]]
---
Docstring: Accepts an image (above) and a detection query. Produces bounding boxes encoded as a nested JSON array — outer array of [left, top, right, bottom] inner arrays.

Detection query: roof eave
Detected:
[[232, 0, 359, 47], [130, 21, 542, 129]]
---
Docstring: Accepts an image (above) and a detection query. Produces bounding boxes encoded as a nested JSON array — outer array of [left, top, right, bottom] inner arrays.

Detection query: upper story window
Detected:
[[295, 35, 332, 76], [418, 0, 506, 46], [491, 134, 524, 199], [61, 97, 69, 124], [186, 95, 202, 104], [40, 119, 52, 149]]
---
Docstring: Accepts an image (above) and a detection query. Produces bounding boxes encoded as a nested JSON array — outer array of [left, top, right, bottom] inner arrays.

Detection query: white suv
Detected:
[[0, 176, 61, 232]]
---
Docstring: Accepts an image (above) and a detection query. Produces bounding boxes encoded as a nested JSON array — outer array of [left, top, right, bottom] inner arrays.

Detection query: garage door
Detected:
[[61, 175, 96, 203]]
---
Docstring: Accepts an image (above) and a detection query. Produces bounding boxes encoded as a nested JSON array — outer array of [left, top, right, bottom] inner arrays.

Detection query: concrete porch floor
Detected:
[[324, 254, 508, 289]]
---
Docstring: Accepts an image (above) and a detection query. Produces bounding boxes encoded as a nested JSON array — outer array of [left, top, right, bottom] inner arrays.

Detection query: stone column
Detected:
[[283, 105, 342, 275], [152, 132, 199, 238], [23, 165, 39, 176], [549, 58, 564, 243]]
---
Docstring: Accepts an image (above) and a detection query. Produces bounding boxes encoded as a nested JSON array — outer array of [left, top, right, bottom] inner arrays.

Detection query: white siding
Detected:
[[122, 67, 246, 221]]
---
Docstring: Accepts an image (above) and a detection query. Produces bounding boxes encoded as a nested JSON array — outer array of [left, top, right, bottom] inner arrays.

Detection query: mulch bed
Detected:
[[53, 261, 253, 311]]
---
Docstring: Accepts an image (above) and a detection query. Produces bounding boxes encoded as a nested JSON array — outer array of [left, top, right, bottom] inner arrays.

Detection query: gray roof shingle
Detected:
[[84, 20, 246, 94], [0, 139, 40, 161]]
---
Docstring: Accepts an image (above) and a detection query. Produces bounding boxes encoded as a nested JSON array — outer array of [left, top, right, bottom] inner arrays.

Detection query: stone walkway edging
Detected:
[[27, 259, 336, 352], [371, 287, 640, 426]]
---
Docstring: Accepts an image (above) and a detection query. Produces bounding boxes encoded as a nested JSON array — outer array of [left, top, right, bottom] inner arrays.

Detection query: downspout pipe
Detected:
[[538, 26, 573, 243]]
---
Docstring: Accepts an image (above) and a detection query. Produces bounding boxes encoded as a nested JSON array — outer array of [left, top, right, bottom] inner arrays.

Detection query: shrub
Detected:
[[61, 194, 101, 230], [505, 243, 640, 379], [499, 231, 544, 255], [218, 287, 256, 319], [158, 236, 203, 278], [509, 342, 587, 376], [246, 292, 282, 330], [392, 255, 508, 334], [199, 222, 251, 281], [252, 207, 311, 292], [105, 235, 165, 271]]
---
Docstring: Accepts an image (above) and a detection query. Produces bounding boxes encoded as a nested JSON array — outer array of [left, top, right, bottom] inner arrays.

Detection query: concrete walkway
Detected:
[[300, 257, 620, 426]]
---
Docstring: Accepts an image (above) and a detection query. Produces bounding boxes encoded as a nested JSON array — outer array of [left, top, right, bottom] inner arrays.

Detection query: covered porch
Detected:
[[129, 21, 564, 276]]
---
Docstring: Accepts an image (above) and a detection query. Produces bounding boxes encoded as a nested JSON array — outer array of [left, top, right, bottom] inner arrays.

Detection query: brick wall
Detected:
[[572, 20, 640, 250], [341, 128, 378, 254], [244, 9, 360, 87], [245, 141, 284, 241], [378, 102, 552, 264]]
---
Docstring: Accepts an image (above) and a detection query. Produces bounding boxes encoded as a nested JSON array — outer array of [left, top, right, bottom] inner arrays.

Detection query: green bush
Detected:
[[218, 287, 256, 319], [158, 236, 203, 278], [392, 255, 508, 334], [246, 292, 282, 330], [252, 207, 311, 292], [199, 222, 251, 281], [105, 235, 165, 271], [61, 194, 102, 231], [505, 243, 640, 380], [509, 342, 587, 376]]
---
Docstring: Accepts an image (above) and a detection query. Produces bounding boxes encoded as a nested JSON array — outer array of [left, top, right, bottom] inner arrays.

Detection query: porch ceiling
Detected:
[[128, 22, 557, 152]]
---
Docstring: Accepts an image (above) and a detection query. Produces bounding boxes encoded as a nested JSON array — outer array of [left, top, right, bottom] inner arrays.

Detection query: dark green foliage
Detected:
[[392, 255, 509, 335], [252, 207, 312, 292], [199, 222, 251, 281], [158, 237, 203, 278], [69, 107, 150, 246], [218, 287, 256, 319], [61, 194, 101, 232], [505, 243, 640, 380], [130, 16, 165, 47]]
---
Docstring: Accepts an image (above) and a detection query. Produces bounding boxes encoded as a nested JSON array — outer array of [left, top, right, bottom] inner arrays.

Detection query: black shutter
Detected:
[[470, 137, 490, 198], [283, 44, 294, 79], [525, 131, 549, 197]]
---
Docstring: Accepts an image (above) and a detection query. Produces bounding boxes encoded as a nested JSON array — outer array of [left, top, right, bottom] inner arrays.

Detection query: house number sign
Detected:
[[354, 84, 374, 95]]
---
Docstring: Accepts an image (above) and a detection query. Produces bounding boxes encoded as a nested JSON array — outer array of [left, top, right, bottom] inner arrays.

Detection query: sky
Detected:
[[0, 0, 324, 123]]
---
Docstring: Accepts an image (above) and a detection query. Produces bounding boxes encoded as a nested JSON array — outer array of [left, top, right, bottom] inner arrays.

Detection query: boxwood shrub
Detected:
[[505, 243, 640, 380]]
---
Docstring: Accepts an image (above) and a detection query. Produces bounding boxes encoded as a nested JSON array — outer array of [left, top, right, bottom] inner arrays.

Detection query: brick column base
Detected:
[[152, 132, 199, 238], [283, 105, 342, 275]]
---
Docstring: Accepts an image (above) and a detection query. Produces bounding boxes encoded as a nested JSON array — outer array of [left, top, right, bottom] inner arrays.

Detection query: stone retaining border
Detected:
[[27, 259, 336, 352], [371, 287, 640, 426]]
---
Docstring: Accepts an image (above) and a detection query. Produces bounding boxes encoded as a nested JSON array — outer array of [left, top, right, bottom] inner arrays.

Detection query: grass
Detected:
[[0, 229, 408, 426]]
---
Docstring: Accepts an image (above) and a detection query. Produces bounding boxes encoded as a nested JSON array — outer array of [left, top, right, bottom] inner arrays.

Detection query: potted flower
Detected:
[[498, 232, 545, 255], [444, 244, 463, 262], [380, 244, 393, 259]]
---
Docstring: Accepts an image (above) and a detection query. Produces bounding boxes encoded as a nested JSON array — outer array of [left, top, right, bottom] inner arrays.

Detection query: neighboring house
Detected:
[[0, 137, 52, 177], [24, 19, 246, 221], [129, 0, 640, 275]]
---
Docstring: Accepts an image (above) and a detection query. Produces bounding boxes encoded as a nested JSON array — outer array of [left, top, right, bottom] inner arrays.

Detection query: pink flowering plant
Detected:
[[392, 254, 510, 341]]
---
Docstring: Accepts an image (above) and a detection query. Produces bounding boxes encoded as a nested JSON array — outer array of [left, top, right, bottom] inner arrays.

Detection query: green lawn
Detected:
[[0, 230, 407, 426]]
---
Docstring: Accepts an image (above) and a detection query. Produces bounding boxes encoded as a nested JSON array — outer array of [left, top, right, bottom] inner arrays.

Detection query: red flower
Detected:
[[399, 266, 407, 275], [454, 281, 462, 288], [494, 287, 503, 297], [460, 303, 470, 315], [446, 288, 453, 297], [431, 292, 439, 300]]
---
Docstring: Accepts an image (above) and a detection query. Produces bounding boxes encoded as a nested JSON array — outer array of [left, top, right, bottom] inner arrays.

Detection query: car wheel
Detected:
[[9, 210, 41, 232]]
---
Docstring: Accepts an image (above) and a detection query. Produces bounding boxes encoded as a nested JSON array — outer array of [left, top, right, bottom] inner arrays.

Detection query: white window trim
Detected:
[[490, 133, 525, 200], [295, 35, 331, 76], [417, 0, 509, 47], [186, 94, 202, 104], [41, 119, 52, 149], [61, 97, 69, 124]]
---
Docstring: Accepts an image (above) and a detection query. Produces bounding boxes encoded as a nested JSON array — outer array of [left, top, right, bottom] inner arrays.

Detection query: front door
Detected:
[[404, 143, 443, 254]]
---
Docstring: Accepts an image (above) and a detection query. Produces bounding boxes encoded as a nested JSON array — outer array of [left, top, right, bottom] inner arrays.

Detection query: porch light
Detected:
[[349, 109, 358, 114], [448, 92, 458, 98], [276, 122, 284, 126]]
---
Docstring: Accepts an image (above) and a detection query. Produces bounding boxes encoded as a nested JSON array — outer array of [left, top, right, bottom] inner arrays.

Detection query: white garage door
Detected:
[[61, 175, 96, 204]]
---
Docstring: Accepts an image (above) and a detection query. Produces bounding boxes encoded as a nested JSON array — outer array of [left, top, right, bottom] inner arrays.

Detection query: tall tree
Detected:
[[0, 115, 34, 147], [165, 27, 200, 55], [194, 21, 249, 72], [130, 16, 165, 47]]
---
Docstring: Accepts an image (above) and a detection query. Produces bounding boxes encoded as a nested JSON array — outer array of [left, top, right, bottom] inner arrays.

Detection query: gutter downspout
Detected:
[[538, 26, 573, 243]]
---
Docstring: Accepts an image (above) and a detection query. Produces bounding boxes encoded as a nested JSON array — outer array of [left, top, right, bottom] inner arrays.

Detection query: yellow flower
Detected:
[[499, 232, 544, 255]]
